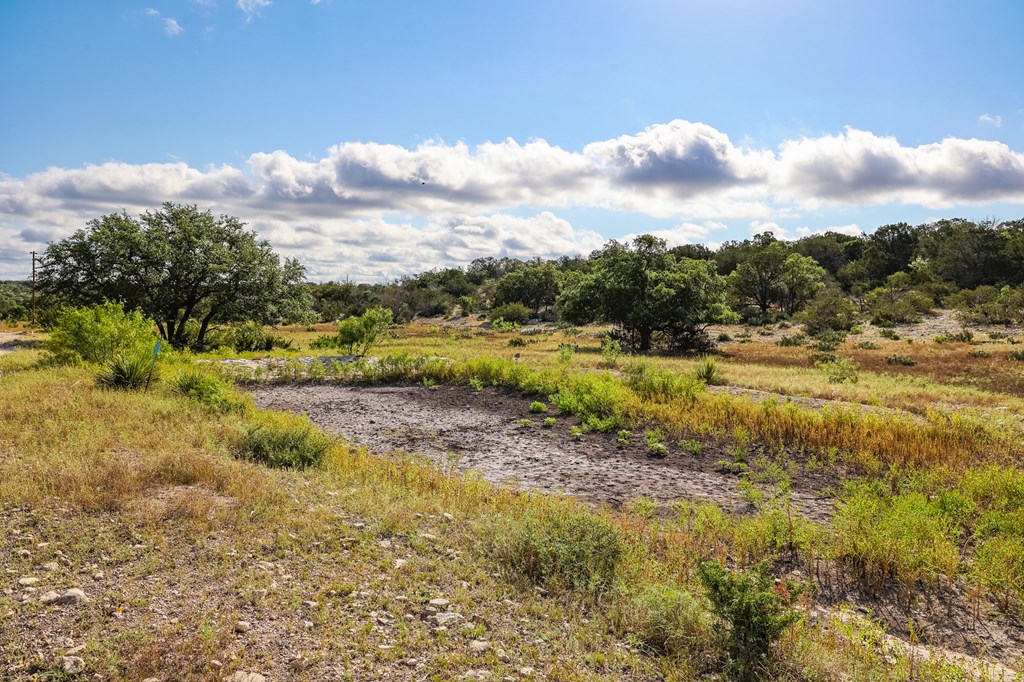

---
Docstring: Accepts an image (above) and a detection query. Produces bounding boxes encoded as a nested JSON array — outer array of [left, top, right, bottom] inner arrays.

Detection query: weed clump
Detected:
[[694, 357, 725, 386], [236, 415, 335, 469], [47, 301, 158, 364], [173, 367, 249, 412], [492, 504, 624, 595], [529, 401, 548, 413], [885, 354, 917, 366]]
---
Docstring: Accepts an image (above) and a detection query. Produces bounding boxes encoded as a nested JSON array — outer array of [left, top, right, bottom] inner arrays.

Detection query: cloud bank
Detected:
[[2, 120, 1023, 280]]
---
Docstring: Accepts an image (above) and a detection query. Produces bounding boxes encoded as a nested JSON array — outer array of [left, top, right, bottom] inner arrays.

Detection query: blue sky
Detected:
[[2, 0, 1024, 280]]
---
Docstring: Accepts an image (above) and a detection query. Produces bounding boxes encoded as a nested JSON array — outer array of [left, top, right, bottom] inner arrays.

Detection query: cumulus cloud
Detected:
[[774, 127, 1024, 207], [163, 18, 184, 36], [3, 120, 1024, 280], [979, 113, 1002, 127]]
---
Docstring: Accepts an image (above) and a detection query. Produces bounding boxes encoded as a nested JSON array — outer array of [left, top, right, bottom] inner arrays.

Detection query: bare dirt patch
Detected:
[[0, 331, 38, 355], [248, 383, 838, 523]]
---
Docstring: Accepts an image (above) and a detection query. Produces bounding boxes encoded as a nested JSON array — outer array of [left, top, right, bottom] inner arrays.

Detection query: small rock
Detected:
[[43, 562, 60, 571], [429, 611, 463, 626], [288, 656, 309, 671], [378, 539, 392, 549], [142, 678, 160, 682], [442, 513, 454, 521], [62, 656, 85, 674], [210, 660, 223, 669], [460, 671, 492, 681], [224, 673, 266, 682], [66, 644, 86, 656], [469, 640, 490, 654], [39, 590, 61, 604], [497, 649, 511, 663], [394, 558, 408, 569], [15, 549, 31, 557], [303, 620, 313, 629], [428, 598, 450, 608], [93, 572, 104, 580], [519, 667, 536, 676], [18, 577, 39, 586], [402, 658, 418, 667], [419, 533, 438, 540], [234, 620, 251, 634], [54, 588, 90, 605]]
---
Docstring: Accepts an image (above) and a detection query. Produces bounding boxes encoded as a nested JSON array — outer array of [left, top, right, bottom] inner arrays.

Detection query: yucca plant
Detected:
[[694, 356, 725, 386], [96, 352, 154, 390]]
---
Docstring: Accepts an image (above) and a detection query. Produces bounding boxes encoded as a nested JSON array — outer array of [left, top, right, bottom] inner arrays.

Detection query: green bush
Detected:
[[800, 291, 859, 336], [776, 334, 806, 347], [549, 372, 633, 431], [623, 361, 706, 403], [236, 416, 335, 469], [815, 357, 859, 384], [599, 335, 622, 369], [529, 401, 548, 413], [934, 329, 973, 344], [855, 341, 880, 350], [879, 328, 901, 340], [332, 307, 394, 355], [507, 336, 527, 347], [696, 560, 802, 682], [95, 352, 155, 390], [46, 301, 158, 364], [492, 505, 625, 595], [626, 584, 713, 656], [886, 354, 917, 366], [173, 367, 249, 412], [489, 302, 532, 325]]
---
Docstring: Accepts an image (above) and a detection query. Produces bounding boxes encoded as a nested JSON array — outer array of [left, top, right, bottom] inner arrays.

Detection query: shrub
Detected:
[[529, 401, 548, 413], [694, 357, 725, 386], [643, 429, 669, 457], [490, 317, 520, 332], [625, 584, 713, 656], [696, 560, 802, 682], [776, 334, 806, 347], [333, 307, 394, 355], [815, 357, 859, 384], [490, 302, 532, 325], [716, 332, 733, 343], [810, 330, 847, 351], [934, 329, 974, 344], [492, 505, 625, 595], [236, 415, 335, 469], [972, 535, 1024, 612], [886, 354, 917, 366], [879, 328, 901, 340], [507, 336, 527, 347], [173, 367, 249, 412], [96, 352, 155, 390], [855, 341, 880, 350], [46, 301, 158, 364], [969, 349, 992, 358], [1010, 350, 1024, 362], [624, 361, 706, 403], [599, 335, 622, 369], [542, 417, 557, 428], [800, 291, 859, 336]]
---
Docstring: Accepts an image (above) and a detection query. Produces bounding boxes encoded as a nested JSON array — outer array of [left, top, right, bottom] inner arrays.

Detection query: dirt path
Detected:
[[248, 383, 838, 522], [0, 331, 37, 355]]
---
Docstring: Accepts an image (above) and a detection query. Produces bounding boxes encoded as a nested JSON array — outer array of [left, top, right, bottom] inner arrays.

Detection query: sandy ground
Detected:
[[248, 382, 1024, 673], [0, 331, 37, 354], [249, 383, 840, 522]]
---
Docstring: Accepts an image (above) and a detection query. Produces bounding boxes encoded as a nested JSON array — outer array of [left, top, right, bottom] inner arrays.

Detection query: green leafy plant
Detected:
[[969, 349, 992, 358], [489, 302, 532, 325], [815, 356, 859, 384], [45, 301, 158, 365], [879, 328, 901, 340], [616, 429, 631, 446], [469, 377, 485, 391], [334, 307, 394, 355], [529, 401, 549, 413], [599, 335, 622, 369], [696, 560, 803, 681], [173, 367, 249, 411], [508, 336, 527, 347], [542, 417, 557, 428], [556, 344, 576, 364], [236, 416, 335, 469], [775, 334, 806, 347], [644, 429, 669, 457], [491, 505, 625, 595], [569, 426, 584, 441], [855, 341, 880, 350], [1010, 350, 1024, 361], [682, 439, 703, 456], [885, 354, 917, 366]]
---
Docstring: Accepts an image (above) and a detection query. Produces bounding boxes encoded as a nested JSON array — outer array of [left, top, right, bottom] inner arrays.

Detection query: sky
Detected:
[[2, 0, 1024, 282]]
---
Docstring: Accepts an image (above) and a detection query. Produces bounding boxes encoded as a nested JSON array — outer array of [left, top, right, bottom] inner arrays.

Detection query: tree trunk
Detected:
[[638, 328, 652, 352]]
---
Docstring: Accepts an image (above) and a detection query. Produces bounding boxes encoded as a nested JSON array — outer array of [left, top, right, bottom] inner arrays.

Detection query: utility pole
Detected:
[[30, 251, 36, 325]]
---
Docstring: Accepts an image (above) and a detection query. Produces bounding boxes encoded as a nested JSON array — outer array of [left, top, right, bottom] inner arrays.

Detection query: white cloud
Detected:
[[979, 113, 1002, 127], [145, 8, 160, 16], [237, 0, 271, 20], [163, 18, 184, 36], [3, 120, 1024, 280]]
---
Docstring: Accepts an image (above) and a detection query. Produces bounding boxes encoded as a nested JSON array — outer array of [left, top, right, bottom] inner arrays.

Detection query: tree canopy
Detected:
[[558, 235, 731, 351], [40, 203, 313, 348]]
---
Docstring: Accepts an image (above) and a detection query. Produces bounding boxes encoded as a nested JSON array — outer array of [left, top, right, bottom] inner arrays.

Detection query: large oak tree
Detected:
[[40, 203, 313, 348]]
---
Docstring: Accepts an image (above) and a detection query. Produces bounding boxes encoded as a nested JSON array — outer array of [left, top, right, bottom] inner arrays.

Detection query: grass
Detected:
[[6, 311, 1024, 680]]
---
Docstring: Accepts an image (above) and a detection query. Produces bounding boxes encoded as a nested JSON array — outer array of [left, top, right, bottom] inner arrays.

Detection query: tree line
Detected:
[[23, 203, 1024, 352]]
